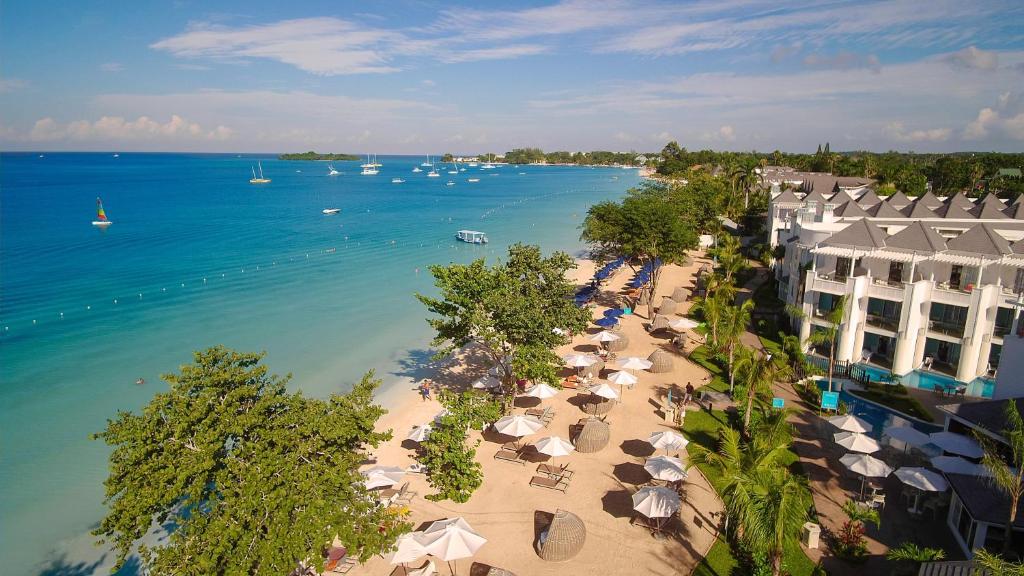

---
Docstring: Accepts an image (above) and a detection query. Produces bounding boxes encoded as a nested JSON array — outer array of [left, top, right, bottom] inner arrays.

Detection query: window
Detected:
[[836, 257, 852, 281], [888, 261, 904, 284], [950, 265, 963, 289], [956, 497, 974, 545]]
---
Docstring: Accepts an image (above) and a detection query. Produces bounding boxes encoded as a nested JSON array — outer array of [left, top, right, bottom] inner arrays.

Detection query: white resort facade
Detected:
[[771, 182, 1024, 399]]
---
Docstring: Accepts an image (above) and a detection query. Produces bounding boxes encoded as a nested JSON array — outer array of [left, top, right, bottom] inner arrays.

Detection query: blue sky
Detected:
[[1, 0, 1023, 153]]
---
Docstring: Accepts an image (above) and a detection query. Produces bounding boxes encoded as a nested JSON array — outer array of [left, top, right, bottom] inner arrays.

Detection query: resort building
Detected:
[[763, 168, 876, 246], [771, 186, 1024, 398]]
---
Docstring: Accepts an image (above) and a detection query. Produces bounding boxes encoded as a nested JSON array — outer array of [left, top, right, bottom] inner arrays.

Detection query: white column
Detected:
[[836, 275, 868, 363], [893, 280, 929, 376], [958, 284, 998, 382]]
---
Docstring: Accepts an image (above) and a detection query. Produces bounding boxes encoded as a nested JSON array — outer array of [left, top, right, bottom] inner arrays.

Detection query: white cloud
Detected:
[[884, 121, 951, 142], [803, 52, 881, 72], [100, 62, 124, 73], [28, 114, 232, 143], [964, 92, 1024, 140], [945, 46, 998, 70], [439, 44, 547, 63]]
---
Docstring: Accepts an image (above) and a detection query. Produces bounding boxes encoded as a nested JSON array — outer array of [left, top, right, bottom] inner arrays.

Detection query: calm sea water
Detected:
[[0, 153, 638, 575]]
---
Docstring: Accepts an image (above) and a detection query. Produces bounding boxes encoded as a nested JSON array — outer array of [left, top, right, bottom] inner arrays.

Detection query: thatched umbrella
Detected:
[[647, 349, 674, 373], [607, 332, 630, 352], [648, 315, 671, 333], [658, 297, 678, 315], [574, 419, 610, 453], [671, 286, 690, 302], [536, 509, 586, 562]]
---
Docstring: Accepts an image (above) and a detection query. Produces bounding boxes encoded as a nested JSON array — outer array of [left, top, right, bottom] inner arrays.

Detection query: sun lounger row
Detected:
[[494, 447, 527, 465], [530, 474, 569, 492], [525, 406, 555, 425]]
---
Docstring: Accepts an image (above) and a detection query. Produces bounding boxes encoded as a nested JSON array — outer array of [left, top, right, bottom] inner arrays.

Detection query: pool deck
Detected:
[[904, 385, 986, 424]]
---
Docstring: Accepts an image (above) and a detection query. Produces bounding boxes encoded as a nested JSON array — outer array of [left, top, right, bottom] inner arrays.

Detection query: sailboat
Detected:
[[447, 161, 458, 175], [427, 164, 440, 177], [327, 165, 340, 176], [92, 197, 113, 227], [481, 154, 495, 170], [412, 166, 422, 173], [361, 154, 379, 175], [420, 155, 433, 167], [250, 162, 271, 183]]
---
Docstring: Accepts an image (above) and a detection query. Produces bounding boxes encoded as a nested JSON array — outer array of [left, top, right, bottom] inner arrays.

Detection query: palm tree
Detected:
[[807, 295, 847, 392], [734, 348, 790, 435], [974, 550, 1024, 575], [713, 235, 747, 284], [719, 300, 755, 395], [885, 542, 945, 575], [977, 400, 1024, 555], [742, 469, 812, 576], [692, 290, 728, 348]]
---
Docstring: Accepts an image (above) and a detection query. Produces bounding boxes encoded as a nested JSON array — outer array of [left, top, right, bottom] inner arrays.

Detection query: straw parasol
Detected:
[[644, 455, 688, 482], [658, 297, 679, 315], [407, 424, 433, 443], [574, 419, 610, 453], [834, 432, 881, 454], [647, 349, 674, 373], [362, 466, 407, 489], [829, 414, 873, 434], [418, 517, 487, 576], [607, 332, 630, 352], [536, 509, 586, 562], [671, 286, 690, 302], [928, 431, 984, 458], [649, 315, 672, 332], [648, 430, 689, 454], [388, 532, 427, 575]]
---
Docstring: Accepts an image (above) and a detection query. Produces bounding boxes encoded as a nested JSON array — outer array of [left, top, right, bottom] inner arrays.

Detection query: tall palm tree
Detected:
[[691, 290, 728, 348], [807, 295, 847, 392], [974, 550, 1024, 575], [719, 300, 755, 395], [742, 470, 813, 576], [734, 348, 790, 435], [977, 401, 1024, 555]]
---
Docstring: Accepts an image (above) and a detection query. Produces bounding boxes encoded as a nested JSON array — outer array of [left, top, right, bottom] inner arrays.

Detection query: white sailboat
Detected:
[[360, 154, 378, 175], [327, 165, 340, 176], [447, 161, 458, 174], [427, 166, 440, 178], [250, 161, 271, 183], [412, 166, 422, 173], [481, 154, 495, 170], [420, 155, 433, 167]]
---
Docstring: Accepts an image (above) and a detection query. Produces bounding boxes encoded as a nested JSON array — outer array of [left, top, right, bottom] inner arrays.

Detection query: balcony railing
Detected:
[[994, 324, 1012, 338], [866, 314, 900, 332], [929, 320, 966, 338]]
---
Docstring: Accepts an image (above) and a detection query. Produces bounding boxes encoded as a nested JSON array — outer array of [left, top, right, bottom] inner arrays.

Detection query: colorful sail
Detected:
[[96, 197, 108, 221]]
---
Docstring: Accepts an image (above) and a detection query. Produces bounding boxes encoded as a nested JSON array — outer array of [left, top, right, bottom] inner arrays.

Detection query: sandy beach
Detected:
[[354, 253, 723, 576]]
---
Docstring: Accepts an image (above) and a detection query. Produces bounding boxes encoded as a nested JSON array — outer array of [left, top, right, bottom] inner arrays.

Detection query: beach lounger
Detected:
[[536, 463, 574, 479], [495, 449, 526, 465], [406, 559, 437, 576], [378, 481, 409, 504], [530, 475, 569, 492]]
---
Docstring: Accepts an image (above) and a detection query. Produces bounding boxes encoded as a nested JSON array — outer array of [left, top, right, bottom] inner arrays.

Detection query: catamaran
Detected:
[[456, 230, 488, 244], [92, 197, 112, 227], [360, 154, 379, 175], [250, 162, 271, 183]]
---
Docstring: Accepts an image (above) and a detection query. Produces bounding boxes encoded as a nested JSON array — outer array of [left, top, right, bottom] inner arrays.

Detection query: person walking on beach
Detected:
[[684, 382, 694, 405], [419, 380, 432, 402]]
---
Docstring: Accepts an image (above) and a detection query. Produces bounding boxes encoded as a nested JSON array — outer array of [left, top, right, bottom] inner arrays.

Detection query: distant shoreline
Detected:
[[278, 152, 360, 161]]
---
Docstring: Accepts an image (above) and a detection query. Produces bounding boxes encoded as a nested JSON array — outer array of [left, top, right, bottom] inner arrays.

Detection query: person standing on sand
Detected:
[[684, 382, 694, 405], [419, 380, 432, 402]]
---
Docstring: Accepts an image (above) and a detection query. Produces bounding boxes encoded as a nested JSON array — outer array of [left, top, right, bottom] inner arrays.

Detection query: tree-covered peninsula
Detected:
[[278, 151, 360, 161]]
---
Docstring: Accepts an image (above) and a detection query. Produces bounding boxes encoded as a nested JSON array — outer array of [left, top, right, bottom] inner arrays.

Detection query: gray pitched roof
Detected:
[[821, 218, 888, 249], [855, 189, 882, 207], [884, 221, 947, 253], [940, 398, 1024, 441], [830, 189, 855, 204], [980, 193, 1006, 207], [869, 200, 906, 219], [771, 189, 802, 204], [1005, 202, 1024, 220], [900, 201, 939, 219], [884, 190, 912, 209], [834, 200, 871, 218], [947, 473, 1024, 528], [1015, 194, 1024, 206], [970, 201, 1010, 220], [1013, 240, 1024, 255], [802, 189, 831, 205], [945, 191, 976, 211], [935, 203, 974, 219], [916, 190, 943, 209], [945, 223, 1013, 256]]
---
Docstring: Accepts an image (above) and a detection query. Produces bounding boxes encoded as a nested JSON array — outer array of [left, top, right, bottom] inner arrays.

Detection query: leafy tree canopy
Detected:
[[93, 346, 406, 574]]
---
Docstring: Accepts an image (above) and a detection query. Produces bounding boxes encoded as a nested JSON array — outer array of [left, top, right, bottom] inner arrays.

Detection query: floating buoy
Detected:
[[113, 299, 118, 304]]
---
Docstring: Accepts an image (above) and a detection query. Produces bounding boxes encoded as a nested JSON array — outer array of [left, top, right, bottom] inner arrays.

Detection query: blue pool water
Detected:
[[0, 153, 640, 575], [816, 379, 942, 440], [854, 364, 995, 399]]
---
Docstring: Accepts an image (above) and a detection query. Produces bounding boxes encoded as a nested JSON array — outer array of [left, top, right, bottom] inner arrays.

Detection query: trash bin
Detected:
[[801, 522, 820, 549]]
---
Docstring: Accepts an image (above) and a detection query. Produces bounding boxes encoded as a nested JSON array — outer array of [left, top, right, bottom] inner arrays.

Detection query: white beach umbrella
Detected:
[[669, 317, 700, 331], [644, 455, 688, 482], [895, 467, 949, 511], [840, 453, 893, 499], [617, 356, 653, 371], [648, 430, 689, 453], [834, 432, 881, 454], [362, 465, 407, 489], [407, 424, 433, 443], [523, 383, 559, 399], [535, 435, 575, 471], [419, 517, 487, 576], [588, 382, 620, 400], [493, 414, 544, 438], [928, 431, 984, 459], [607, 371, 639, 386], [931, 455, 992, 477], [589, 330, 621, 343], [471, 375, 501, 390], [562, 353, 598, 368], [632, 486, 682, 518], [388, 531, 427, 567], [828, 414, 873, 434], [883, 425, 930, 449]]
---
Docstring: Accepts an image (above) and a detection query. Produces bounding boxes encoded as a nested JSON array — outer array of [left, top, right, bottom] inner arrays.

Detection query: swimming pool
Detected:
[[853, 364, 995, 399], [816, 379, 942, 440]]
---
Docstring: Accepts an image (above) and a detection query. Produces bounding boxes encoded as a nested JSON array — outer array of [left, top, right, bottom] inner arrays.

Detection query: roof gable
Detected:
[[802, 189, 831, 205], [970, 201, 1009, 220], [855, 189, 882, 207], [821, 218, 888, 249], [917, 190, 943, 209], [1005, 202, 1024, 220], [884, 221, 947, 253], [901, 201, 939, 219], [945, 223, 1012, 256], [771, 189, 802, 204], [980, 193, 1006, 207], [834, 200, 871, 218], [945, 191, 976, 211], [885, 190, 912, 209], [869, 201, 906, 219], [935, 203, 974, 219]]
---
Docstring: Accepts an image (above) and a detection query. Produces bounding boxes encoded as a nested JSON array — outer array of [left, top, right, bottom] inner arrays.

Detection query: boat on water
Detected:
[[92, 197, 112, 227], [327, 165, 340, 176], [361, 154, 379, 175], [481, 154, 496, 169], [322, 208, 341, 215], [456, 230, 488, 244], [250, 161, 271, 183], [427, 167, 440, 178], [412, 167, 422, 173], [113, 153, 119, 158], [446, 180, 455, 186], [467, 162, 477, 167], [392, 177, 405, 183], [420, 155, 433, 167], [468, 178, 480, 182]]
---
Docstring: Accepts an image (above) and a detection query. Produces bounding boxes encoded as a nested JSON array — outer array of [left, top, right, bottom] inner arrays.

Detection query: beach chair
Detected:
[[630, 514, 665, 537], [378, 482, 409, 504], [392, 483, 417, 505], [530, 475, 569, 492], [407, 559, 438, 576], [495, 449, 526, 465], [537, 463, 574, 480]]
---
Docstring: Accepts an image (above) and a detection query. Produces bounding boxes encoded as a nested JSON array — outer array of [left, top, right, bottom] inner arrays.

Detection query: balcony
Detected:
[[866, 314, 900, 332], [928, 320, 966, 338], [867, 279, 904, 301], [931, 285, 972, 307], [994, 323, 1012, 338], [807, 273, 847, 295]]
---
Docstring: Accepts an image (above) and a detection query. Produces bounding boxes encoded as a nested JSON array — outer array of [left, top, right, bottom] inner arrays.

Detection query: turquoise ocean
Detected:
[[0, 153, 639, 575]]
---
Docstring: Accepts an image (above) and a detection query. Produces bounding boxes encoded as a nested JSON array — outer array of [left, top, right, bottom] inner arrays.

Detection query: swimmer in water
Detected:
[[135, 378, 145, 385]]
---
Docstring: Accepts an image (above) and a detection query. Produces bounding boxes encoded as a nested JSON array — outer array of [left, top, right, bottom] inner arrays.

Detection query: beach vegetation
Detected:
[[420, 389, 501, 503], [580, 183, 698, 318], [417, 244, 589, 409], [278, 151, 359, 161], [92, 346, 407, 574], [885, 542, 945, 575], [974, 550, 1024, 575], [733, 347, 790, 436]]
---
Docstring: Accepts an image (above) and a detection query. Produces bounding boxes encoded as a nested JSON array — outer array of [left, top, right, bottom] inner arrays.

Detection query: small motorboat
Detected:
[[412, 167, 422, 173], [468, 178, 480, 183], [322, 208, 341, 215], [327, 165, 340, 176], [392, 178, 405, 183], [446, 181, 455, 186]]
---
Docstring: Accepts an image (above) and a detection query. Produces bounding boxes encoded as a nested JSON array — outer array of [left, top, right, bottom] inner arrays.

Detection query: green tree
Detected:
[[719, 299, 755, 395], [806, 295, 847, 392], [974, 549, 1024, 575], [420, 389, 502, 502], [742, 470, 812, 576], [712, 234, 747, 284], [581, 184, 698, 318], [734, 347, 788, 435], [885, 541, 945, 575], [93, 347, 406, 574], [417, 244, 589, 408], [977, 400, 1024, 555]]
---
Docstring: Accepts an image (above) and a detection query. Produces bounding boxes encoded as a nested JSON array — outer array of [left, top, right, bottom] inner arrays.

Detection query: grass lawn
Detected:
[[692, 538, 738, 576], [848, 388, 934, 422], [688, 345, 729, 394]]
